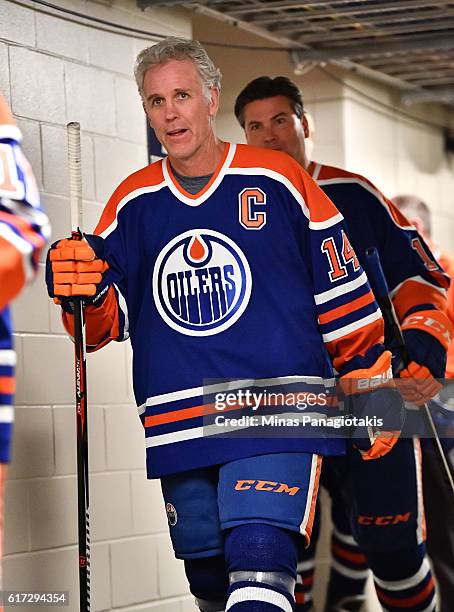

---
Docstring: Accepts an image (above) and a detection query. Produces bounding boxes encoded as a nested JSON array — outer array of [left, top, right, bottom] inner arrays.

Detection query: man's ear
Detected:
[[301, 114, 310, 138], [209, 87, 220, 117]]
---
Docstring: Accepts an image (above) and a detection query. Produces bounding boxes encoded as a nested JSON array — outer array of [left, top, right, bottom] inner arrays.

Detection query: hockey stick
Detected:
[[67, 122, 91, 611], [365, 246, 454, 498]]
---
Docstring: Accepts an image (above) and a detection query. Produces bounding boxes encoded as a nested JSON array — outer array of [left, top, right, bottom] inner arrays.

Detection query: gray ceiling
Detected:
[[139, 0, 454, 107]]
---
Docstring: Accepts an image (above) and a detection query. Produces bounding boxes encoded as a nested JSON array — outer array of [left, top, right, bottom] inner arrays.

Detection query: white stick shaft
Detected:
[[67, 122, 83, 233]]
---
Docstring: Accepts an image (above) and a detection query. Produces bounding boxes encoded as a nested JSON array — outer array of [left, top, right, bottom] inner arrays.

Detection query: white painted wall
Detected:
[[342, 77, 454, 250]]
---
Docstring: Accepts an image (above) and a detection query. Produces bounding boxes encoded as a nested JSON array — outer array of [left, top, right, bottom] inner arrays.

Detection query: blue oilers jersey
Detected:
[[0, 98, 50, 462], [307, 162, 450, 343], [77, 143, 389, 478]]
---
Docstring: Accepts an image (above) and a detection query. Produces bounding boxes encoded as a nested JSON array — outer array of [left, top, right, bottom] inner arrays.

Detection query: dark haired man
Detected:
[[235, 76, 451, 612]]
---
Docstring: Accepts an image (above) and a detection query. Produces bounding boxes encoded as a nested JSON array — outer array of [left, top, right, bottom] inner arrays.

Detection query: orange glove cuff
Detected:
[[340, 350, 394, 395], [401, 309, 452, 351], [358, 431, 400, 460]]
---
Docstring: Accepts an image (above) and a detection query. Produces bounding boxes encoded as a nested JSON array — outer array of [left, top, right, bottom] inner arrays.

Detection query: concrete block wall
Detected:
[[1, 0, 198, 609], [342, 76, 454, 251]]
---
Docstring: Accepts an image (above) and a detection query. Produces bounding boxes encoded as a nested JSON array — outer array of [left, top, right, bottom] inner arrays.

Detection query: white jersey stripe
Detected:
[[374, 556, 430, 591], [0, 407, 14, 423], [311, 163, 322, 181], [297, 560, 315, 573], [322, 308, 382, 343], [299, 454, 320, 537], [145, 411, 332, 448], [0, 124, 22, 142], [333, 527, 358, 546], [0, 350, 16, 366], [389, 275, 447, 299], [99, 183, 167, 239], [314, 272, 368, 305], [163, 144, 237, 206], [226, 166, 344, 230], [332, 559, 370, 580], [413, 437, 425, 545], [315, 176, 415, 231], [113, 283, 129, 341], [138, 375, 336, 414], [226, 586, 293, 612]]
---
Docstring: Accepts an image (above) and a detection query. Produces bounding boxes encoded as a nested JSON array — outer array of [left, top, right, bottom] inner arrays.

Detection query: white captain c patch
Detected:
[[153, 229, 252, 336]]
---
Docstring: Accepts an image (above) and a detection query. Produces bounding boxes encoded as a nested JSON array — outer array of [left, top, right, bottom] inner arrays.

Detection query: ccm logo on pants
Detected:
[[234, 480, 300, 496], [358, 512, 411, 525]]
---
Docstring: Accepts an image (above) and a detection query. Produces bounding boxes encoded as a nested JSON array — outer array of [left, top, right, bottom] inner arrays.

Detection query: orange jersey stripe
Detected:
[[0, 236, 26, 310], [376, 577, 435, 608], [401, 308, 452, 350], [295, 592, 305, 604], [318, 290, 376, 325], [325, 319, 385, 374], [331, 542, 367, 565], [232, 144, 341, 225], [304, 455, 322, 542], [145, 402, 216, 427], [310, 163, 416, 231], [0, 210, 45, 251], [144, 393, 333, 428], [0, 376, 15, 394], [393, 279, 448, 322], [95, 162, 165, 236]]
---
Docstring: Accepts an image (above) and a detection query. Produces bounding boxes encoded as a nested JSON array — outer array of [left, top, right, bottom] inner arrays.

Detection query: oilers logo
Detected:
[[153, 229, 252, 336]]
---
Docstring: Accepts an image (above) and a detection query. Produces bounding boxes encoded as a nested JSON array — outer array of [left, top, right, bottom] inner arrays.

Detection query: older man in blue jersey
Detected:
[[235, 76, 451, 612], [45, 39, 408, 612]]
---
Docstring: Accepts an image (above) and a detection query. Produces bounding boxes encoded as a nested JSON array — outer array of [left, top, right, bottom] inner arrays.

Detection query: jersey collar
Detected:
[[306, 161, 322, 180], [162, 142, 236, 206]]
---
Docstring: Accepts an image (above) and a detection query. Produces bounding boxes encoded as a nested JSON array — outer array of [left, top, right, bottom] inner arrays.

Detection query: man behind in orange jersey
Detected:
[[0, 93, 50, 590]]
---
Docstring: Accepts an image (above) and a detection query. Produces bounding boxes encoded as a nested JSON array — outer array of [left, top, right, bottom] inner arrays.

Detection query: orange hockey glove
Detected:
[[340, 351, 405, 460], [397, 310, 451, 405], [46, 235, 109, 310]]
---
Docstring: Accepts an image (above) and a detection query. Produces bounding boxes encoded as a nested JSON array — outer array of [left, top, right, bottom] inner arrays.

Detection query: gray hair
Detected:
[[134, 36, 222, 102], [393, 194, 432, 237]]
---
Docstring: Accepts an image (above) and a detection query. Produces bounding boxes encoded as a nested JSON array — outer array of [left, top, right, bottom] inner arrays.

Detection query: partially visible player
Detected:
[[0, 93, 50, 587], [394, 193, 454, 612], [393, 194, 454, 379], [235, 76, 451, 612], [46, 39, 405, 612]]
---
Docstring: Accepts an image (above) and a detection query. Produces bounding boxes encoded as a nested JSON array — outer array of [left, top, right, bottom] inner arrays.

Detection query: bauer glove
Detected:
[[340, 350, 405, 460], [45, 234, 110, 312]]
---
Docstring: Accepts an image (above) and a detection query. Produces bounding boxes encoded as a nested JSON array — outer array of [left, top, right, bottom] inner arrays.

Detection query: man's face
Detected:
[[142, 58, 219, 164], [242, 95, 308, 167]]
